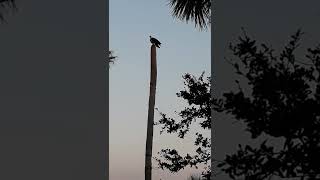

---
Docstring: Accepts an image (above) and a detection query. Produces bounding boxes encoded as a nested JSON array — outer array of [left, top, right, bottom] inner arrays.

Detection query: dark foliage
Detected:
[[168, 0, 211, 30], [218, 29, 320, 180], [107, 50, 117, 67], [156, 29, 320, 180], [155, 72, 215, 179], [0, 0, 16, 22]]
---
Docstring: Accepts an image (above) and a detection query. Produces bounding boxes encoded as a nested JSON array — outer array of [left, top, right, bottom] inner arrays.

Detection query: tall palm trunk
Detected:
[[145, 44, 157, 180]]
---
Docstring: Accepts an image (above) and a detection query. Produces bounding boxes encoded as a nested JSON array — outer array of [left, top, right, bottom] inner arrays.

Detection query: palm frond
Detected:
[[168, 0, 211, 30]]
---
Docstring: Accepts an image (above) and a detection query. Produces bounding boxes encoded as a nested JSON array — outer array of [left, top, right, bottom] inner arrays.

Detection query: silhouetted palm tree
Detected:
[[168, 0, 211, 29], [0, 0, 16, 22]]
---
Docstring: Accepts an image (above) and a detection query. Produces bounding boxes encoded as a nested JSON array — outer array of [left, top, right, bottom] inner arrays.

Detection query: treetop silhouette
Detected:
[[155, 29, 320, 180], [155, 72, 212, 179], [218, 29, 320, 180]]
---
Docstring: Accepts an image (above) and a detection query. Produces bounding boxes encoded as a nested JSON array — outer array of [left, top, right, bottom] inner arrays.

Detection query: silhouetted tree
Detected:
[[155, 72, 218, 179], [159, 1, 212, 178], [156, 29, 320, 180], [217, 29, 320, 180], [0, 0, 16, 22], [168, 0, 211, 30]]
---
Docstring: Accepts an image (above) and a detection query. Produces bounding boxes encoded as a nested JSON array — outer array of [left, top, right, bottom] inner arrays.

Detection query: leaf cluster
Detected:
[[219, 30, 320, 179]]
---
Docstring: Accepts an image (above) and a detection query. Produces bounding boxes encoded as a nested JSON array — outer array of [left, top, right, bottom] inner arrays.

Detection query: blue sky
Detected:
[[109, 1, 210, 180]]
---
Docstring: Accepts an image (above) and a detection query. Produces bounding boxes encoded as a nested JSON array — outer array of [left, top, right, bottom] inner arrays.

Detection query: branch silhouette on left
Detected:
[[108, 50, 117, 68], [0, 0, 16, 22]]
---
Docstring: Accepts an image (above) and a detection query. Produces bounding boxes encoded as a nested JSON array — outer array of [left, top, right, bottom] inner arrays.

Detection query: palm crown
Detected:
[[169, 0, 211, 30]]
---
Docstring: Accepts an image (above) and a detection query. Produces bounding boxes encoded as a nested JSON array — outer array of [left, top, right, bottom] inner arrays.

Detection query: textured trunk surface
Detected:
[[145, 45, 157, 180]]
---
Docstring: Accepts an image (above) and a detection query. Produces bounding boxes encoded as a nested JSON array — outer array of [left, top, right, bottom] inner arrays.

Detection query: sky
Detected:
[[213, 0, 320, 179], [109, 0, 210, 180]]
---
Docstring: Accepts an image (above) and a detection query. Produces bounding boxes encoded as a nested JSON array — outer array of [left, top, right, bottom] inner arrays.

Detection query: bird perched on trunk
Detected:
[[149, 36, 161, 48]]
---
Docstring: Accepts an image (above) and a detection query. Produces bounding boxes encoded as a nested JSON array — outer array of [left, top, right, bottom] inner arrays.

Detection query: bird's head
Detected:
[[149, 35, 152, 39]]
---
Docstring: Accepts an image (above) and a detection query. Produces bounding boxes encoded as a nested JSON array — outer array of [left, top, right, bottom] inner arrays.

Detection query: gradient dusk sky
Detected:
[[109, 0, 210, 180]]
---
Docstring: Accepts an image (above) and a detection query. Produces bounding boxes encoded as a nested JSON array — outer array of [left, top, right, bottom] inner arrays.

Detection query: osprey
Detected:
[[149, 36, 161, 48]]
